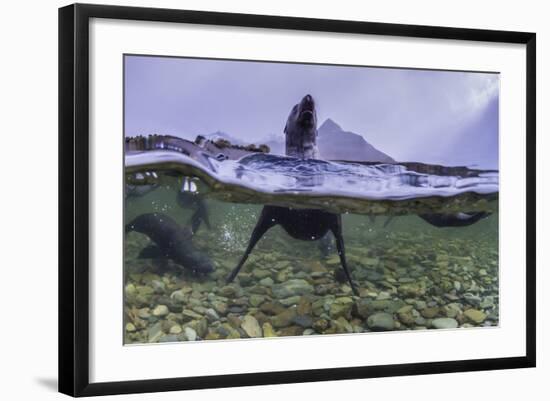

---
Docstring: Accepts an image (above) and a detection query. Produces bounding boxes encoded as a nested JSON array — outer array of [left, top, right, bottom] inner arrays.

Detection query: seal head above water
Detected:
[[284, 94, 320, 159]]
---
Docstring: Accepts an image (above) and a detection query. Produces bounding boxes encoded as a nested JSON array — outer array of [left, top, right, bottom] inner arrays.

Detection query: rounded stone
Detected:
[[241, 315, 262, 338], [152, 305, 169, 317], [464, 309, 487, 324], [431, 317, 459, 329], [184, 327, 197, 341], [367, 312, 395, 331], [169, 324, 183, 335]]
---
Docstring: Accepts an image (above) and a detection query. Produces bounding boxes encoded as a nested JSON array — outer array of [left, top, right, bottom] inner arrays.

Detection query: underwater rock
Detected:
[[259, 277, 274, 287], [151, 280, 166, 294], [397, 305, 413, 314], [367, 312, 395, 331], [329, 297, 354, 320], [252, 269, 272, 279], [312, 319, 329, 332], [204, 308, 220, 323], [278, 326, 304, 337], [361, 271, 385, 282], [431, 318, 459, 329], [297, 297, 312, 315], [249, 294, 265, 307], [205, 331, 222, 341], [169, 324, 183, 334], [237, 274, 255, 287], [217, 323, 241, 339], [182, 309, 202, 321], [170, 288, 192, 302], [376, 291, 392, 301], [280, 296, 301, 306], [421, 307, 441, 319], [147, 322, 164, 342], [152, 305, 169, 317], [196, 318, 209, 338], [211, 301, 228, 316], [464, 309, 487, 324], [370, 299, 406, 314], [260, 302, 286, 316], [480, 296, 495, 309], [184, 327, 197, 341], [330, 317, 354, 333], [272, 307, 298, 328], [137, 308, 151, 319], [125, 323, 136, 332], [272, 279, 314, 298], [293, 315, 313, 328], [397, 309, 416, 326], [463, 293, 482, 307], [160, 335, 182, 343], [262, 322, 277, 337], [312, 298, 327, 316], [398, 283, 425, 297], [125, 283, 137, 298], [219, 285, 240, 298], [228, 306, 246, 314], [443, 303, 463, 318], [275, 270, 289, 283], [227, 314, 242, 330], [314, 283, 336, 296], [354, 299, 371, 319], [241, 315, 262, 338], [415, 316, 427, 326], [414, 300, 427, 310]]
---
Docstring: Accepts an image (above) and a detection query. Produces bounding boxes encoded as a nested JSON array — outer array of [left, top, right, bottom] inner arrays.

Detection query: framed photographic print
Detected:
[[58, 3, 536, 397]]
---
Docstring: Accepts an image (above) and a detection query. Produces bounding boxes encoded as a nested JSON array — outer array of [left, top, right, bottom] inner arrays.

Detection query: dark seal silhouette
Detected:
[[284, 94, 319, 159], [227, 95, 358, 295], [126, 213, 214, 274], [419, 212, 490, 227]]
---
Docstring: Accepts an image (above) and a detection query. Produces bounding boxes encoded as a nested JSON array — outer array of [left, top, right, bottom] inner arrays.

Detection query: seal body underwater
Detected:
[[126, 212, 214, 274], [226, 94, 358, 295]]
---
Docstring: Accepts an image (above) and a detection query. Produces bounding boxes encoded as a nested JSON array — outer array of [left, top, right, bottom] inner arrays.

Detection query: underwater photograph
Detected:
[[123, 55, 499, 344]]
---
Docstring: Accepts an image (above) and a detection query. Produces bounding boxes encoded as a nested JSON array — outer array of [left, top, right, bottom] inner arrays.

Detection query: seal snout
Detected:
[[298, 94, 316, 126], [299, 94, 315, 113]]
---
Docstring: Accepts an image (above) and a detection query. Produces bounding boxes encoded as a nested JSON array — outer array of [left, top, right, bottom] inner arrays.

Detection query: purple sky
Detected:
[[124, 55, 499, 169]]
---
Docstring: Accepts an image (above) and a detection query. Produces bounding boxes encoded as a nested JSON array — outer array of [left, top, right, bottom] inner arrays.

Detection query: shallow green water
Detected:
[[124, 174, 498, 344]]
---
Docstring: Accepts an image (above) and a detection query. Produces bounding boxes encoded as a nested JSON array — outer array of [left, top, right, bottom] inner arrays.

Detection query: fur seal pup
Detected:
[[227, 95, 358, 295], [126, 213, 214, 274], [419, 212, 490, 227]]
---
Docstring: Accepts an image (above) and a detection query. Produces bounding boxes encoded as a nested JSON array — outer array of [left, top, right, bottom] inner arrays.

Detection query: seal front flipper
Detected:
[[328, 214, 359, 297], [318, 233, 333, 258], [226, 207, 277, 283], [190, 199, 211, 234], [138, 244, 166, 259]]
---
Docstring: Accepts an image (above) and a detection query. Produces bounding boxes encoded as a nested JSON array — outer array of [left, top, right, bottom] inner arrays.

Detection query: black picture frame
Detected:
[[59, 3, 536, 397]]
